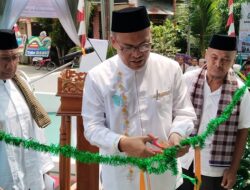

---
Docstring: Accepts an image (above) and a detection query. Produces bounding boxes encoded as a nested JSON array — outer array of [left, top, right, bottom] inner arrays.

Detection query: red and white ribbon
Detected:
[[226, 0, 235, 37], [77, 0, 86, 47]]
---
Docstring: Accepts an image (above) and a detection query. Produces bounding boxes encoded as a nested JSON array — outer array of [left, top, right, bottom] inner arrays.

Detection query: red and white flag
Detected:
[[226, 0, 235, 37], [13, 24, 21, 36], [77, 0, 86, 47]]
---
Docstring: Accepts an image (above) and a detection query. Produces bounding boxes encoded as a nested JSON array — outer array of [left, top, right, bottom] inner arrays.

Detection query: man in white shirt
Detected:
[[177, 55, 189, 73], [186, 57, 200, 72], [199, 58, 206, 67], [0, 29, 54, 189], [82, 6, 196, 190], [178, 34, 250, 190]]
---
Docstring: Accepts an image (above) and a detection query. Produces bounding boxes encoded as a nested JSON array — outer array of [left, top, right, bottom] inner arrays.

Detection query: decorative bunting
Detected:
[[0, 75, 249, 184]]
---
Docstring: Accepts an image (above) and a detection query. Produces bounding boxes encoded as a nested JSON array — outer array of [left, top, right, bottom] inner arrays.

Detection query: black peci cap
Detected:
[[0, 29, 18, 50], [209, 34, 236, 51], [111, 6, 150, 33]]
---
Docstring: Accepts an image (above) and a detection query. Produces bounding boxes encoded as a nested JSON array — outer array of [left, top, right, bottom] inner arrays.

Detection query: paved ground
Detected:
[[18, 64, 49, 78], [17, 64, 62, 93]]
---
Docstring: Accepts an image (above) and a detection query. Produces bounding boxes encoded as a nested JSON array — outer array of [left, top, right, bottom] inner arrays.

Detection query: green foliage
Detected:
[[151, 20, 182, 58], [217, 0, 250, 35], [49, 20, 72, 49], [106, 45, 117, 59], [190, 0, 221, 35], [173, 0, 222, 58], [150, 0, 250, 59], [189, 0, 221, 57], [234, 130, 250, 190], [174, 2, 189, 54], [67, 46, 82, 54], [36, 18, 74, 60]]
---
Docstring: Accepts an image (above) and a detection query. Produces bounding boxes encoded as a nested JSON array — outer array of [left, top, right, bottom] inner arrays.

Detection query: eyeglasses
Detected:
[[116, 41, 151, 54], [0, 54, 21, 63]]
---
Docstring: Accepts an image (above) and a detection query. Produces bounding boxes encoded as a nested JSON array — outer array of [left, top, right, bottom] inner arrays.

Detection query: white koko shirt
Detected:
[[0, 79, 54, 190], [180, 69, 250, 177], [82, 53, 196, 190]]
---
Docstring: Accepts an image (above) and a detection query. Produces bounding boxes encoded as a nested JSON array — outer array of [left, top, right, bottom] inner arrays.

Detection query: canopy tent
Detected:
[[0, 0, 84, 47]]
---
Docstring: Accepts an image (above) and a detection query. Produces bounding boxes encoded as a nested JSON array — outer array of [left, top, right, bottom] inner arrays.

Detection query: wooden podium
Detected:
[[57, 69, 99, 190]]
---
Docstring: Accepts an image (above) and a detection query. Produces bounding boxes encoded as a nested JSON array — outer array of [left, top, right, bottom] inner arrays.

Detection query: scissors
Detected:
[[147, 133, 167, 150]]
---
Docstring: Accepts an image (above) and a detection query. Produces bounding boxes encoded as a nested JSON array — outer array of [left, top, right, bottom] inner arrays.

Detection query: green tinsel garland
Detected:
[[0, 75, 249, 177]]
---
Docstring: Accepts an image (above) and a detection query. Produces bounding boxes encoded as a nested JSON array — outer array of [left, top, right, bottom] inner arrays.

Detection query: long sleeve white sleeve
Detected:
[[82, 74, 122, 153], [170, 67, 196, 137]]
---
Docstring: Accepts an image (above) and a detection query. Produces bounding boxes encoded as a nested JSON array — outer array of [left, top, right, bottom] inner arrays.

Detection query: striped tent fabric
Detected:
[[226, 0, 235, 37], [77, 0, 86, 47]]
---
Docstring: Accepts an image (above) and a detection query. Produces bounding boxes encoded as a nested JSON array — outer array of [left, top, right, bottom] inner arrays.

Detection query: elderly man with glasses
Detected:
[[82, 6, 196, 190], [0, 29, 54, 189]]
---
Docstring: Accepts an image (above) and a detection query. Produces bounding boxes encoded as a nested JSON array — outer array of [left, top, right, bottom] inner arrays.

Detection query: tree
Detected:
[[151, 19, 184, 58], [174, 2, 189, 55], [217, 0, 250, 35], [37, 0, 94, 64], [189, 0, 221, 57], [37, 18, 74, 65]]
